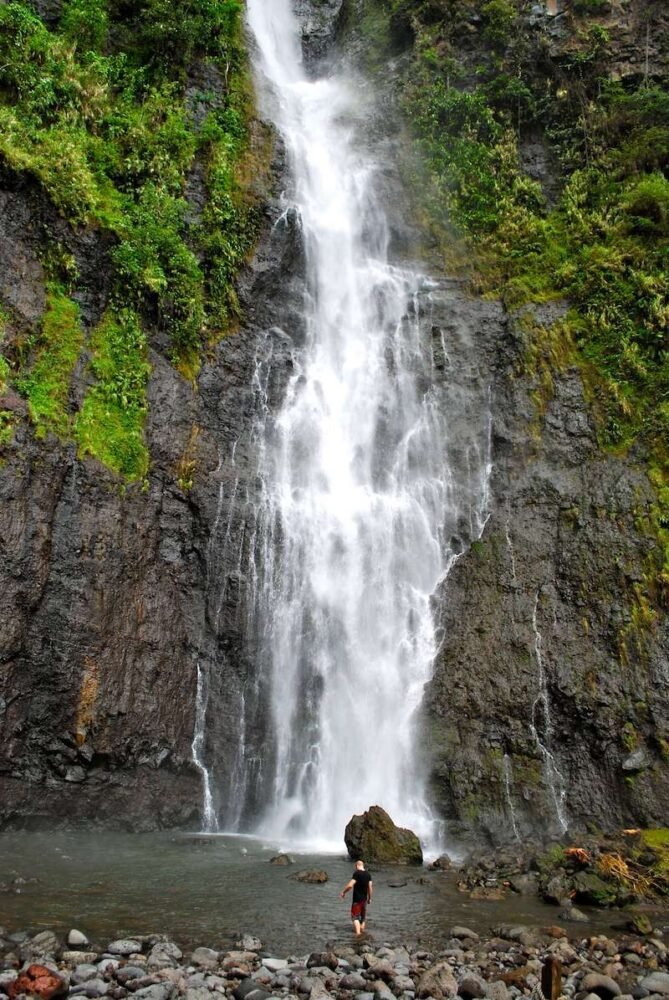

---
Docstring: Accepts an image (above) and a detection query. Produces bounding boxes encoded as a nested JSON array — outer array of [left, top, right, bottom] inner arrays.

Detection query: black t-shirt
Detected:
[[352, 868, 372, 903]]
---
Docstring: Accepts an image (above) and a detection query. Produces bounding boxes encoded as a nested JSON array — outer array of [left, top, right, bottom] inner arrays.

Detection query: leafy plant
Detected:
[[18, 287, 83, 438], [0, 0, 260, 478], [75, 309, 150, 480]]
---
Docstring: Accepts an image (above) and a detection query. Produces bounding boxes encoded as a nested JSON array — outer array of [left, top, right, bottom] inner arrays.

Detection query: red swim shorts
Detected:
[[351, 900, 367, 922]]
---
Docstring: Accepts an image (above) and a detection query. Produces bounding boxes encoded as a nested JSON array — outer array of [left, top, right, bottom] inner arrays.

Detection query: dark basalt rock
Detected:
[[422, 301, 669, 846], [292, 0, 345, 67], [293, 869, 329, 883], [0, 121, 287, 832], [344, 805, 423, 865]]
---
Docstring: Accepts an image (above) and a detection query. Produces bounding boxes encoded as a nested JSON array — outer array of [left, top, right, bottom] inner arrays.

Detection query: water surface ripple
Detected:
[[0, 833, 624, 952]]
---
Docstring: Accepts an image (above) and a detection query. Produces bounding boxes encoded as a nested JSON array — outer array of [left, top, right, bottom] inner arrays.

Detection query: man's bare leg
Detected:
[[352, 918, 362, 937]]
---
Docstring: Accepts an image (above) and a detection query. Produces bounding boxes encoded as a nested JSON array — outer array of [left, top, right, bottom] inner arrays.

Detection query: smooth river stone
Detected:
[[97, 960, 120, 977], [450, 927, 479, 942], [81, 979, 109, 997], [262, 959, 288, 973], [239, 935, 263, 951], [185, 990, 213, 1000], [340, 975, 366, 991], [581, 974, 622, 999], [640, 975, 669, 995], [71, 966, 100, 985], [416, 961, 459, 1000], [63, 953, 99, 965], [68, 931, 90, 948], [115, 967, 148, 985], [190, 949, 219, 970], [133, 986, 175, 1000], [107, 941, 143, 957]]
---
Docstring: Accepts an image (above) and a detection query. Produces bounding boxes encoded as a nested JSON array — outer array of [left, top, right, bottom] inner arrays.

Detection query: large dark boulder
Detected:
[[344, 805, 423, 865]]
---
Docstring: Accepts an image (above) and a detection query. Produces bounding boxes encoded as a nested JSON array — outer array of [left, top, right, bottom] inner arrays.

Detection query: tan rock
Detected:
[[416, 961, 459, 999]]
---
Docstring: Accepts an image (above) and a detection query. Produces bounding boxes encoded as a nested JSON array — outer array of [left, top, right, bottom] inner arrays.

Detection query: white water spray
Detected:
[[243, 0, 491, 850], [192, 662, 218, 832], [529, 594, 568, 833], [502, 753, 521, 842]]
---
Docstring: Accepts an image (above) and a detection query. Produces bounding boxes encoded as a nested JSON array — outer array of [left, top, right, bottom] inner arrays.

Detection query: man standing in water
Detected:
[[340, 860, 373, 936]]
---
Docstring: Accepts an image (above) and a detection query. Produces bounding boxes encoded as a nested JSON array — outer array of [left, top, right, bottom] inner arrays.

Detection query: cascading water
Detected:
[[233, 0, 492, 850], [529, 594, 569, 833]]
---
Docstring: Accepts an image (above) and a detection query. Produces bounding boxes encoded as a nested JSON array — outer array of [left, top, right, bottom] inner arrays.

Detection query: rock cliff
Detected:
[[424, 302, 669, 844]]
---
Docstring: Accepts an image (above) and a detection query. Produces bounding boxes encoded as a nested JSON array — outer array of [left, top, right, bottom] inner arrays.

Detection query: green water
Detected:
[[0, 833, 644, 954]]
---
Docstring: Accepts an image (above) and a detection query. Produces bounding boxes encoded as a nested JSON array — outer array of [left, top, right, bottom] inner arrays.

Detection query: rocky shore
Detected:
[[2, 921, 669, 1000]]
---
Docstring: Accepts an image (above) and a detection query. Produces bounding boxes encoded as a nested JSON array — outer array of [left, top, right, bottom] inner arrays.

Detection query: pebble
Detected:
[[97, 962, 121, 977], [64, 954, 100, 966], [0, 914, 666, 1000], [191, 949, 220, 971], [340, 975, 366, 990], [239, 937, 263, 952], [82, 979, 110, 997], [69, 932, 91, 948], [581, 972, 624, 998], [640, 976, 669, 995], [133, 987, 175, 1000], [262, 961, 288, 974], [71, 966, 100, 985], [116, 968, 149, 986], [108, 942, 144, 957], [451, 927, 480, 942]]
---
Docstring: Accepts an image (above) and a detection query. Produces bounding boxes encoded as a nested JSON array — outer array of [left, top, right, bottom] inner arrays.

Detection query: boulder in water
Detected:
[[344, 805, 423, 865], [293, 869, 329, 883]]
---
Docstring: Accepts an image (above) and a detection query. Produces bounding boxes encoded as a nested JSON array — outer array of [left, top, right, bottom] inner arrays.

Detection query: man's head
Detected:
[[355, 860, 364, 870]]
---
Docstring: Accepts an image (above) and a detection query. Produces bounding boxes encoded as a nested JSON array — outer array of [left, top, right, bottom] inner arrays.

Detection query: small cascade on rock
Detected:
[[529, 594, 568, 833], [504, 502, 519, 626], [502, 753, 521, 842], [192, 469, 230, 833], [237, 0, 492, 850], [192, 663, 218, 832]]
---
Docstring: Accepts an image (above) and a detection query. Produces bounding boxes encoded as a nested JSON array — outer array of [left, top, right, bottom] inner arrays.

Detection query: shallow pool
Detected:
[[0, 832, 651, 954]]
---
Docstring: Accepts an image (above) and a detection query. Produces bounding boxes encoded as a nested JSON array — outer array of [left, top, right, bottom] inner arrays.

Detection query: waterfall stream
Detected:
[[197, 0, 494, 850], [530, 595, 569, 834]]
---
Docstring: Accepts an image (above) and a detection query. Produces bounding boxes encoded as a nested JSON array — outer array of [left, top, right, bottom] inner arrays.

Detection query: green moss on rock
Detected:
[[344, 804, 423, 864]]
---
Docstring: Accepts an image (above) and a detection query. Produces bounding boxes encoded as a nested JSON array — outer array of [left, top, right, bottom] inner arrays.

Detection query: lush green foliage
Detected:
[[387, 0, 669, 585], [0, 0, 258, 478], [76, 309, 150, 479], [18, 286, 84, 437]]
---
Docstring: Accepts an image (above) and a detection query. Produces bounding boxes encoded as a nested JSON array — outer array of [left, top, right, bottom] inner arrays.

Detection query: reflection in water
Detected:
[[0, 833, 626, 951]]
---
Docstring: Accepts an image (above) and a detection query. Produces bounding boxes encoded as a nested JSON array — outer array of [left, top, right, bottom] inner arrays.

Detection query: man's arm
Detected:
[[367, 879, 373, 904], [340, 878, 355, 898]]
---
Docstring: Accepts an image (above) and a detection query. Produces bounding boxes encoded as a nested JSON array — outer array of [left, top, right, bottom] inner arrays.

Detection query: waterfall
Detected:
[[502, 753, 521, 842], [192, 663, 218, 832], [529, 594, 569, 833], [235, 0, 491, 850]]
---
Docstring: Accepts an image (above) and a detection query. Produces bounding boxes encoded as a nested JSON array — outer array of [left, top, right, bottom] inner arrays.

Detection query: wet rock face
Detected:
[[0, 136, 299, 829], [292, 0, 345, 67], [423, 305, 669, 845], [344, 805, 423, 864]]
